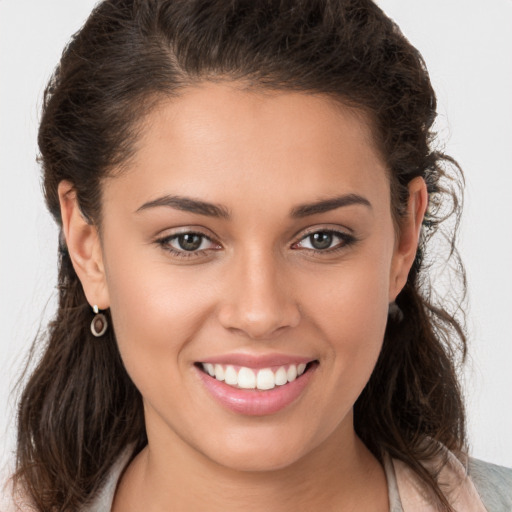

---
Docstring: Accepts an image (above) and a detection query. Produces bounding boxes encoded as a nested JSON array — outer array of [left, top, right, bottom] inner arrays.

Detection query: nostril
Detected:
[[219, 313, 300, 341]]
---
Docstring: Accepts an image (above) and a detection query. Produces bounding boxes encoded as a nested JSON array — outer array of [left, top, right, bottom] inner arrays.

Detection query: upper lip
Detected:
[[198, 353, 316, 369]]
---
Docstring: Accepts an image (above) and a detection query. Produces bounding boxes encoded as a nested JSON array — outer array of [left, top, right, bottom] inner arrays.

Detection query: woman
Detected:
[[3, 0, 511, 510]]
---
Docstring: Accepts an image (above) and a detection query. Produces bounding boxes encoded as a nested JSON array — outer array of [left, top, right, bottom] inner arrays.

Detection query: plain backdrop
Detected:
[[1, 0, 511, 472]]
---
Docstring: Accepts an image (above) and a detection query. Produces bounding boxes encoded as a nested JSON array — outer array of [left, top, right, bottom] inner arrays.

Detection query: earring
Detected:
[[90, 305, 108, 337], [388, 302, 404, 322]]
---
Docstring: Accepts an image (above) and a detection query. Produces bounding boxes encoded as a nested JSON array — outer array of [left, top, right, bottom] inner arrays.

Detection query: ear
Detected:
[[58, 181, 110, 310], [389, 177, 428, 301]]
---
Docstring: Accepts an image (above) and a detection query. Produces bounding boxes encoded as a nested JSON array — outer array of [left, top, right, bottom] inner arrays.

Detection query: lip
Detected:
[[199, 353, 314, 370], [196, 359, 318, 416]]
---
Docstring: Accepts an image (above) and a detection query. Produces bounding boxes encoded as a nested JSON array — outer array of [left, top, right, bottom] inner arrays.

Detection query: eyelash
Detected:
[[155, 228, 357, 259], [291, 229, 357, 254], [156, 231, 220, 260]]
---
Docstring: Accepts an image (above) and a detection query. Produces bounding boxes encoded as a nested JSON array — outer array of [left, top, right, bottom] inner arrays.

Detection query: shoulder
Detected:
[[81, 446, 134, 512], [467, 458, 512, 512], [390, 448, 510, 512], [1, 462, 20, 512], [1, 446, 134, 512], [1, 473, 33, 512]]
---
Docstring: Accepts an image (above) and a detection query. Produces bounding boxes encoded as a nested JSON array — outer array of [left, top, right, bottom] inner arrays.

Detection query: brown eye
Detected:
[[157, 231, 222, 258], [294, 229, 356, 253], [309, 232, 333, 250], [177, 233, 203, 251]]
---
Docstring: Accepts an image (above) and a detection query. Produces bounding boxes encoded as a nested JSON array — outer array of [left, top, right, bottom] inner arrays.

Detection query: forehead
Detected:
[[105, 82, 389, 216]]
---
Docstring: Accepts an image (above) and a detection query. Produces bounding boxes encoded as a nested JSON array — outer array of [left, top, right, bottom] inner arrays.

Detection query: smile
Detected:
[[196, 357, 318, 416], [200, 362, 308, 390]]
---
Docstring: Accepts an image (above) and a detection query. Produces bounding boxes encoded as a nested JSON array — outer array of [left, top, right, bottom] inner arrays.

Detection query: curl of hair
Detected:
[[15, 1, 467, 510]]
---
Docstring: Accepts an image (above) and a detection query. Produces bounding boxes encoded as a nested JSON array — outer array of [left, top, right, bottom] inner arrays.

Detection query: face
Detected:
[[64, 82, 423, 472]]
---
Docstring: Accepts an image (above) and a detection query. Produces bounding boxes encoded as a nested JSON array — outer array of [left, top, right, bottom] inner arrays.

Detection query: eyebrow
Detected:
[[136, 192, 371, 219], [136, 195, 231, 219], [290, 194, 372, 218]]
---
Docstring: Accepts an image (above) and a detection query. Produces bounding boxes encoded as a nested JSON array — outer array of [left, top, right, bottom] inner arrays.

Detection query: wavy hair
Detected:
[[15, 1, 467, 510]]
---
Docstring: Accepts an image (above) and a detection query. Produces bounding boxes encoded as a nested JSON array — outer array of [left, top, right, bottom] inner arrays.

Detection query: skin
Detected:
[[59, 82, 427, 511]]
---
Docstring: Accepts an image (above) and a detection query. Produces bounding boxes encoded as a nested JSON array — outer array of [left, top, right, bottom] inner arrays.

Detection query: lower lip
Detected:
[[196, 365, 316, 416]]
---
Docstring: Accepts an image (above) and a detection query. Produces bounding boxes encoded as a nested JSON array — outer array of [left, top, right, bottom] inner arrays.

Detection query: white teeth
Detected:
[[214, 364, 225, 381], [256, 368, 276, 390], [224, 365, 238, 386], [275, 367, 288, 386], [238, 367, 256, 389], [287, 365, 298, 382], [201, 362, 311, 389]]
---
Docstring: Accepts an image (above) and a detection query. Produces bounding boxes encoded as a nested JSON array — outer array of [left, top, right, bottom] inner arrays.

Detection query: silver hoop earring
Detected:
[[91, 305, 108, 337]]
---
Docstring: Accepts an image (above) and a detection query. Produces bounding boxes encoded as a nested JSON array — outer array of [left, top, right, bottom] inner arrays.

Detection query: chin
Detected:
[[210, 449, 305, 473], [197, 427, 316, 473]]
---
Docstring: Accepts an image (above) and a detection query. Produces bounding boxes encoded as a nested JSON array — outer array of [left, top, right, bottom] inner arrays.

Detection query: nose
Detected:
[[217, 249, 301, 340]]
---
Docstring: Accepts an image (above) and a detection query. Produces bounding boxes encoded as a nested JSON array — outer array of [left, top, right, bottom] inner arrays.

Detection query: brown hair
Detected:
[[15, 1, 467, 510]]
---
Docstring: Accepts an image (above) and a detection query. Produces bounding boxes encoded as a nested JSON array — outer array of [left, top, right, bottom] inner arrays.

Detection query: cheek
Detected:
[[304, 251, 391, 338], [105, 231, 215, 326], [103, 246, 217, 391], [299, 240, 393, 379]]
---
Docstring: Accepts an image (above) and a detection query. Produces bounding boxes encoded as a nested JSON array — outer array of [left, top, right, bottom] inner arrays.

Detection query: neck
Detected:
[[113, 420, 388, 511]]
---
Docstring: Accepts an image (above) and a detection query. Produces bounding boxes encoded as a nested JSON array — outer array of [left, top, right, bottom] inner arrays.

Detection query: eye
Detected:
[[156, 231, 221, 257], [293, 230, 355, 252], [171, 233, 209, 252]]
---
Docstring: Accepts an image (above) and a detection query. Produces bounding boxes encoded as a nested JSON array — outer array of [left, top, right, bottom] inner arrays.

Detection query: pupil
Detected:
[[178, 234, 202, 251], [311, 232, 332, 250]]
